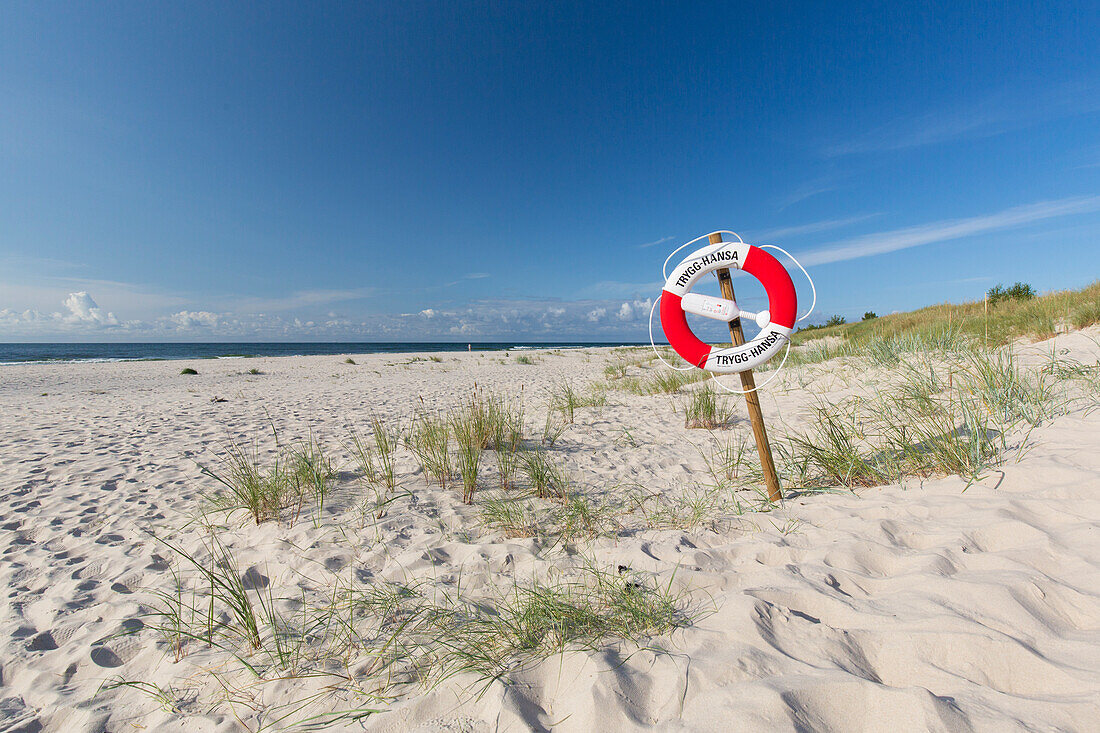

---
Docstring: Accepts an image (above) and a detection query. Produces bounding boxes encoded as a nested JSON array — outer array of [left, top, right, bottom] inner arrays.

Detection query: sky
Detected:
[[1, 1, 1099, 342]]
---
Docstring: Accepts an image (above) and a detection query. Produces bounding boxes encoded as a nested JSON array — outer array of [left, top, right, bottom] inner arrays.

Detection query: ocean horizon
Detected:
[[0, 341, 648, 364]]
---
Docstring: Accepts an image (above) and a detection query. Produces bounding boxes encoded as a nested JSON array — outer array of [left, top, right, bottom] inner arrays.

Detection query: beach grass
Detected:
[[684, 386, 733, 429], [777, 345, 1081, 490], [790, 280, 1100, 347], [549, 380, 605, 423], [132, 530, 695, 727], [521, 449, 569, 499], [201, 441, 303, 524], [407, 413, 453, 490]]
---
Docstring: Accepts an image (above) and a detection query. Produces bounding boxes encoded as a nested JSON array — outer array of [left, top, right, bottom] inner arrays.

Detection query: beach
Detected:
[[2, 337, 1099, 732]]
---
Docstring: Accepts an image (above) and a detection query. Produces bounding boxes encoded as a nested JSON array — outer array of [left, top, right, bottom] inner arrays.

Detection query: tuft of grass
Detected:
[[137, 532, 388, 726], [603, 359, 628, 380], [548, 380, 605, 424], [180, 367, 198, 375], [515, 354, 535, 365], [451, 395, 492, 503], [407, 414, 452, 490], [1071, 301, 1100, 329], [521, 449, 569, 499], [779, 345, 1075, 490], [479, 493, 539, 538], [348, 563, 693, 689], [202, 442, 302, 524], [631, 485, 735, 530], [684, 387, 733, 429], [247, 367, 263, 375], [344, 357, 356, 364], [700, 433, 752, 489], [554, 491, 617, 543], [347, 415, 400, 517], [289, 433, 337, 525]]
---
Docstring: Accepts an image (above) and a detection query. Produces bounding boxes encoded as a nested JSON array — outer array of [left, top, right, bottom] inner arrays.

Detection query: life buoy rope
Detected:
[[660, 241, 797, 374]]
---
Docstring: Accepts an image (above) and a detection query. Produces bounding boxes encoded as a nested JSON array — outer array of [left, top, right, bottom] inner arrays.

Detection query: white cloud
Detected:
[[63, 292, 118, 326], [587, 307, 606, 322], [616, 298, 653, 321], [799, 196, 1100, 267], [170, 310, 220, 329], [637, 235, 675, 249], [824, 81, 1100, 157], [748, 214, 881, 242], [228, 287, 375, 313], [419, 308, 436, 318]]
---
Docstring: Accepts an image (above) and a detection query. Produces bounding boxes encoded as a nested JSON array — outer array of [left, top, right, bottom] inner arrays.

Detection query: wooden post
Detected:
[[710, 232, 783, 502]]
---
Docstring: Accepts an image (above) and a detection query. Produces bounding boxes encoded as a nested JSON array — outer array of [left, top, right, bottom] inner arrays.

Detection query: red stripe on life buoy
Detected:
[[742, 246, 797, 329], [659, 292, 710, 368]]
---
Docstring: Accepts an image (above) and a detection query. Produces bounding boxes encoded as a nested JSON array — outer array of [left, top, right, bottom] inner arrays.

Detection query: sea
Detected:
[[0, 342, 644, 365]]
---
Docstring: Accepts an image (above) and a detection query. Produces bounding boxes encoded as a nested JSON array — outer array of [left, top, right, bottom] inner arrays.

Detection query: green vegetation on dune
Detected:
[[791, 280, 1100, 347]]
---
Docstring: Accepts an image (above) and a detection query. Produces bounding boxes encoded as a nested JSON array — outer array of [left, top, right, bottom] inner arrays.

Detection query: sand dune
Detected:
[[2, 336, 1098, 732]]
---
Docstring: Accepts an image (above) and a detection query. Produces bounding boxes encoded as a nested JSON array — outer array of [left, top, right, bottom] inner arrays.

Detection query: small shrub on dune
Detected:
[[180, 367, 198, 375], [987, 282, 1036, 306]]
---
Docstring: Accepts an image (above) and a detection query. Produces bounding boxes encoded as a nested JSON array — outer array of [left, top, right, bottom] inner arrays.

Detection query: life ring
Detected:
[[660, 241, 797, 373]]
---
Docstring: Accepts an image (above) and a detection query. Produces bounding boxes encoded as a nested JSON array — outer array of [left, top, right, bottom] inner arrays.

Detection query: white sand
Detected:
[[2, 337, 1099, 732]]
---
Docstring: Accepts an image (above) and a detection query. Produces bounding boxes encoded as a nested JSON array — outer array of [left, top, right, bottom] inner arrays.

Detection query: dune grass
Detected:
[[347, 415, 401, 517], [289, 433, 337, 525], [201, 441, 303, 524], [791, 280, 1100, 348], [346, 563, 693, 689], [131, 532, 695, 727], [521, 449, 569, 499], [778, 345, 1082, 490], [407, 414, 453, 490], [549, 380, 605, 423], [683, 387, 734, 429]]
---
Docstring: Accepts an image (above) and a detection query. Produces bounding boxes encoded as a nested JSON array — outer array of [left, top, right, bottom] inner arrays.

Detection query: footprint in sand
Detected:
[[27, 631, 58, 652]]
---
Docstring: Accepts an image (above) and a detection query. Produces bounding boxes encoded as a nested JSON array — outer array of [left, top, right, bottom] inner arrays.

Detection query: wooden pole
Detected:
[[710, 232, 783, 502]]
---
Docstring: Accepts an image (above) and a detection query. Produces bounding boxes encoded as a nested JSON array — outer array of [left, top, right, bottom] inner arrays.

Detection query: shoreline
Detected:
[[0, 341, 648, 366]]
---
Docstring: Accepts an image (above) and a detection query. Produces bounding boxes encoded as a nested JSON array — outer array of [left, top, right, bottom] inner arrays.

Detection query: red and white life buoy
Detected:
[[660, 241, 797, 373]]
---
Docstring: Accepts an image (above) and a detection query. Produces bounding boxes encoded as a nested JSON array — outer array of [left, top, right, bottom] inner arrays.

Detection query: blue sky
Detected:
[[1, 1, 1098, 341]]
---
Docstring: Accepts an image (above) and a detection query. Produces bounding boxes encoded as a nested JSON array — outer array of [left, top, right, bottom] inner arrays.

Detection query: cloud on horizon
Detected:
[[0, 291, 657, 340]]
